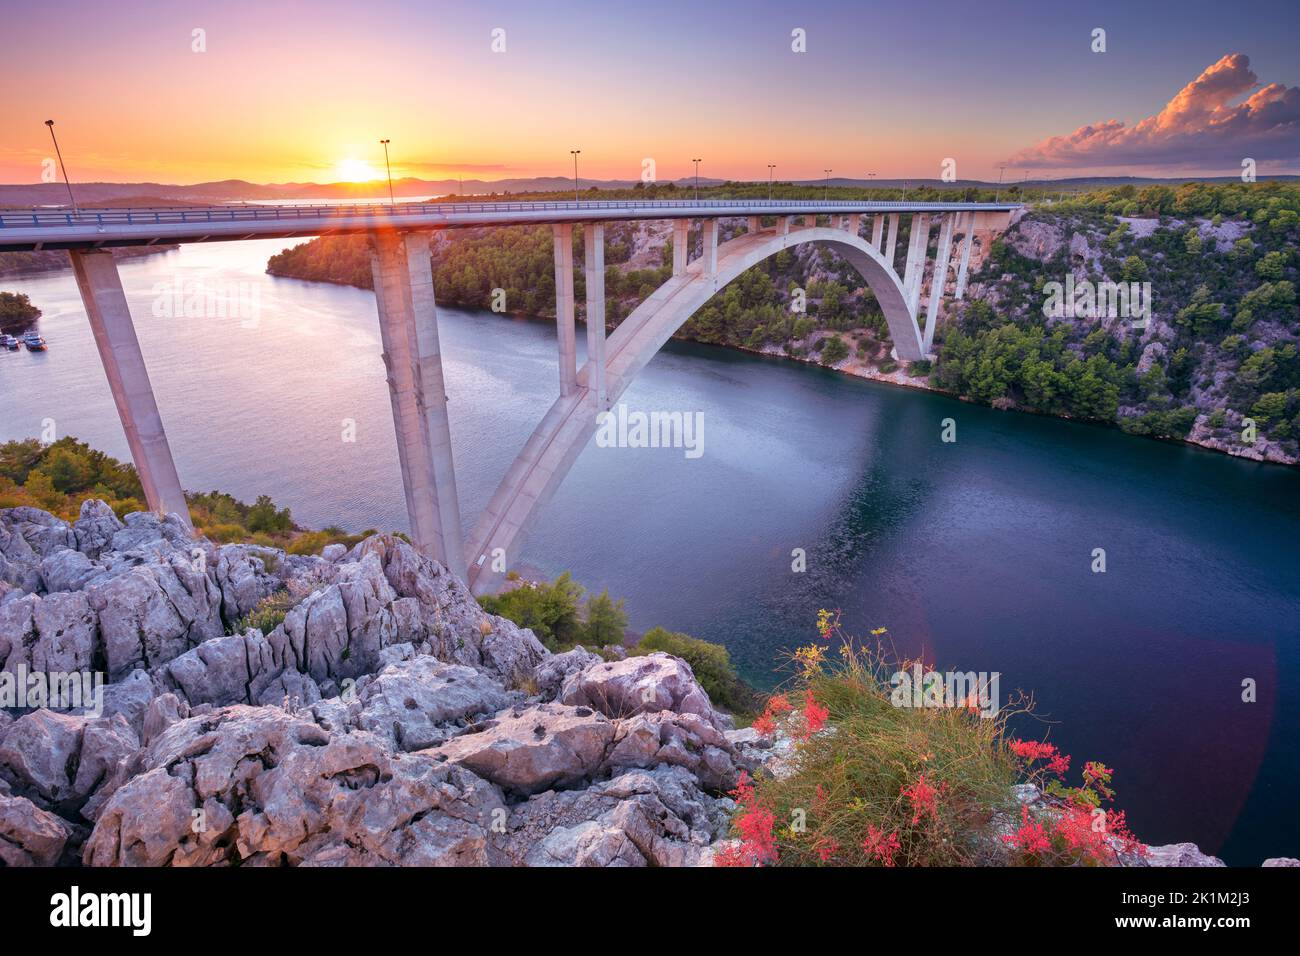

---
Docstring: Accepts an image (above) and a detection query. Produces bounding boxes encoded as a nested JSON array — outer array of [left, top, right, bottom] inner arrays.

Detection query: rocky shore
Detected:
[[0, 501, 1284, 866]]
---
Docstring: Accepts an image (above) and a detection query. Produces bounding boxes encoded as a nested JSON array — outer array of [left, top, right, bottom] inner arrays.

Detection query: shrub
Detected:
[[719, 615, 1146, 867], [232, 589, 299, 636]]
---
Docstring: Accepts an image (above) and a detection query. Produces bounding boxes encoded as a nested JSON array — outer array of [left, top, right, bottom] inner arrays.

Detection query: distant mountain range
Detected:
[[2, 174, 1296, 207]]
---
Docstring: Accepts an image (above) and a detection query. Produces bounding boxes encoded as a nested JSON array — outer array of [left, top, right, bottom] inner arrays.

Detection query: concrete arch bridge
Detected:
[[0, 199, 1019, 592]]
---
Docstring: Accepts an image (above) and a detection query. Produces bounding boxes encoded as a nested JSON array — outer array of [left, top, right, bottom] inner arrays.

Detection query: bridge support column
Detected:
[[884, 214, 899, 264], [779, 216, 792, 236], [871, 214, 885, 250], [552, 224, 578, 396], [69, 250, 191, 528], [955, 212, 975, 300], [370, 231, 466, 580], [747, 216, 762, 234], [903, 213, 931, 315], [583, 223, 607, 410], [672, 219, 690, 276], [701, 219, 719, 277], [922, 214, 955, 354], [847, 213, 861, 236]]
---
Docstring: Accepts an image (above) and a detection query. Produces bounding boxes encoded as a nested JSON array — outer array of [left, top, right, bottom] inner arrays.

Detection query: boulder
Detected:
[[86, 552, 224, 680], [534, 646, 602, 698], [84, 705, 507, 867], [433, 702, 616, 795], [354, 657, 515, 752], [1144, 842, 1226, 867], [0, 793, 74, 865], [73, 499, 123, 560], [559, 653, 729, 730]]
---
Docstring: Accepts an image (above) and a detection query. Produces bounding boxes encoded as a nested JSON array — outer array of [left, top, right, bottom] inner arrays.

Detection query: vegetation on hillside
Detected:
[[0, 437, 376, 551], [719, 615, 1147, 867], [936, 181, 1299, 457], [479, 572, 760, 717]]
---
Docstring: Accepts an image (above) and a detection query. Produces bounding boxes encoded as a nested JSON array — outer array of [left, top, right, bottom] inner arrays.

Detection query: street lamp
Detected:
[[692, 158, 702, 201], [995, 164, 1006, 203], [379, 139, 394, 205], [570, 149, 581, 202], [43, 120, 78, 216], [767, 164, 775, 201], [824, 169, 832, 194]]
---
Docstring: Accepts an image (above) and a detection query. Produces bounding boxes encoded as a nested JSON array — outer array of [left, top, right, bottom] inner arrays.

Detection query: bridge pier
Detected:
[[871, 214, 885, 251], [884, 214, 899, 264], [552, 224, 578, 396], [747, 216, 762, 234], [370, 231, 467, 581], [701, 219, 719, 277], [954, 212, 975, 300], [847, 213, 861, 236], [583, 223, 608, 409], [672, 219, 690, 276], [903, 213, 931, 316], [69, 250, 191, 528], [923, 214, 956, 354]]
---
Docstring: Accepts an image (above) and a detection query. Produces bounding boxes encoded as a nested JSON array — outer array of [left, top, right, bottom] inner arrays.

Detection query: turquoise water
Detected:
[[1, 240, 1297, 864]]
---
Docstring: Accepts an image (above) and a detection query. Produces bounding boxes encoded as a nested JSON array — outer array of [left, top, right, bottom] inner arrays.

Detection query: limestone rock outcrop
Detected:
[[0, 502, 736, 868]]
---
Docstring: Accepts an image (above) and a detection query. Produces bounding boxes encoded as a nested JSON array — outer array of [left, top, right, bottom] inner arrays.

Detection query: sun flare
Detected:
[[334, 157, 381, 182]]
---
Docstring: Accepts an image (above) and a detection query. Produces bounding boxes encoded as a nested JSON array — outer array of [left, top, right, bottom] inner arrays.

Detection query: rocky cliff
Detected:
[[0, 500, 761, 867]]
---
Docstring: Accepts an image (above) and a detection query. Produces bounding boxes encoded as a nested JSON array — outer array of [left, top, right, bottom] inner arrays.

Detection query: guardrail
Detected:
[[0, 198, 1022, 230]]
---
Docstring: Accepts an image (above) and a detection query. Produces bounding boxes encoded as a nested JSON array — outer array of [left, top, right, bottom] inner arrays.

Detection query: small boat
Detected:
[[0, 334, 18, 350], [22, 331, 46, 351]]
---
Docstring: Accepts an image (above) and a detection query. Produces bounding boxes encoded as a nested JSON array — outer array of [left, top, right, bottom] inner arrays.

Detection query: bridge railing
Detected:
[[0, 198, 1021, 230]]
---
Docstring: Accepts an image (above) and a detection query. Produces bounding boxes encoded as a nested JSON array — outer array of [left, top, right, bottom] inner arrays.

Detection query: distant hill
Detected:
[[3, 174, 1296, 208]]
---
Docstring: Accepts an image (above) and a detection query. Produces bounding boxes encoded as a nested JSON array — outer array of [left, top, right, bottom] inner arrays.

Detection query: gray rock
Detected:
[[84, 705, 507, 866], [1144, 842, 1226, 867], [433, 702, 617, 795], [560, 652, 730, 730], [86, 552, 224, 681], [1262, 857, 1300, 867], [355, 657, 515, 751], [73, 500, 123, 560], [38, 548, 107, 593], [0, 793, 73, 865], [534, 646, 602, 698]]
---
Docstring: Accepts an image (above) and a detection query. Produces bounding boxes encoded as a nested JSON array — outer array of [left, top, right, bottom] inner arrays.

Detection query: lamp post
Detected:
[[994, 164, 1006, 203], [692, 158, 702, 201], [767, 163, 775, 201], [824, 168, 832, 194], [380, 139, 394, 205], [570, 149, 581, 202], [43, 120, 78, 216]]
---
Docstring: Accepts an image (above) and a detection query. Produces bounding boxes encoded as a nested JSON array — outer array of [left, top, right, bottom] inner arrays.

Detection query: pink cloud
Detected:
[[1008, 54, 1300, 170]]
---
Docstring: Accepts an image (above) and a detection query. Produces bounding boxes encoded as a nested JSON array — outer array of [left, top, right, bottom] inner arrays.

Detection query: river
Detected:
[[1, 239, 1297, 864]]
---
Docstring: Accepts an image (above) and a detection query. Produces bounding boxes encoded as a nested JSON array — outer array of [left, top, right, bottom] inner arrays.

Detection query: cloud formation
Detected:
[[1008, 54, 1300, 170]]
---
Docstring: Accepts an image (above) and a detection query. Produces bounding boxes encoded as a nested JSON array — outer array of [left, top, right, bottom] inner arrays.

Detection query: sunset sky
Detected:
[[3, 0, 1298, 185]]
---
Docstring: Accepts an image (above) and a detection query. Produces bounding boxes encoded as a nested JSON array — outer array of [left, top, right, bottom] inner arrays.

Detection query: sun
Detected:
[[334, 157, 381, 183]]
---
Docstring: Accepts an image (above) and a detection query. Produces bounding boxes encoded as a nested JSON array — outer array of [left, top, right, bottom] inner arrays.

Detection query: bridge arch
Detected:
[[466, 224, 925, 592]]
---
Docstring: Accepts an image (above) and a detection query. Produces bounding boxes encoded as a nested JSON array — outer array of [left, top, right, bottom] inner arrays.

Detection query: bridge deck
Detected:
[[0, 199, 1021, 251]]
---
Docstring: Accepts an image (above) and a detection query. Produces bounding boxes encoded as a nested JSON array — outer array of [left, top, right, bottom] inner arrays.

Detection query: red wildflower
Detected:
[[1003, 805, 1051, 856], [801, 689, 829, 740], [901, 774, 941, 825], [716, 771, 777, 866], [752, 712, 776, 737], [862, 825, 901, 866], [766, 693, 793, 715], [816, 839, 840, 863]]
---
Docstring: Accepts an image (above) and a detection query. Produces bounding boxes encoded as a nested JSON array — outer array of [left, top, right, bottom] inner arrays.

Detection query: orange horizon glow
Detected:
[[2, 1, 1296, 187]]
